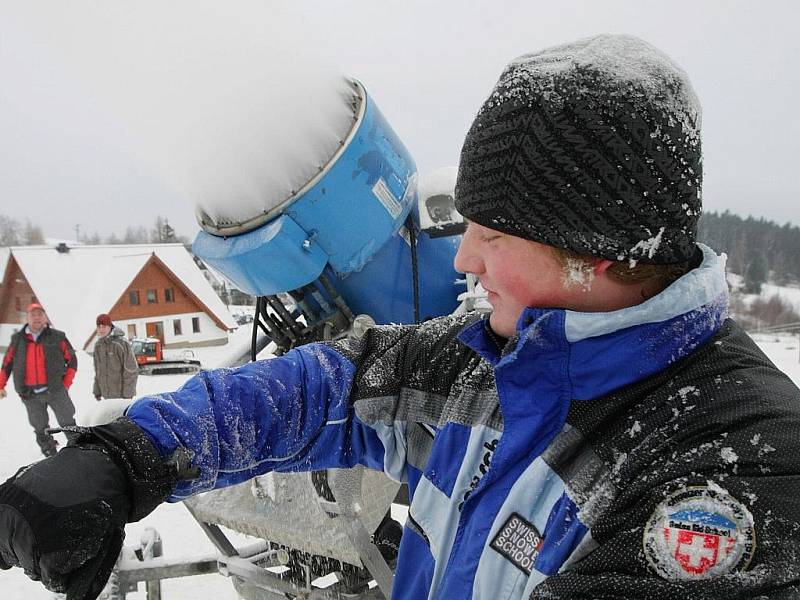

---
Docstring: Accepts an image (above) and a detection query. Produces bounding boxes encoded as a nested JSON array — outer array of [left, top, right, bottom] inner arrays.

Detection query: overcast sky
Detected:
[[1, 1, 799, 241]]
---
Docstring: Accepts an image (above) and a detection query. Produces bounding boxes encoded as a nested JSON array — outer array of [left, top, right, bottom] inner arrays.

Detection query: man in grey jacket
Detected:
[[92, 314, 138, 401]]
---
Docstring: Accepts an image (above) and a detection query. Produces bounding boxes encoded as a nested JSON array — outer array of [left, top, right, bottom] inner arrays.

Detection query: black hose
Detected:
[[250, 297, 262, 362], [406, 215, 420, 323]]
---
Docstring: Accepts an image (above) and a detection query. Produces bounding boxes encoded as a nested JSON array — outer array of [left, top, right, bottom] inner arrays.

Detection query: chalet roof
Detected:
[[5, 243, 236, 345]]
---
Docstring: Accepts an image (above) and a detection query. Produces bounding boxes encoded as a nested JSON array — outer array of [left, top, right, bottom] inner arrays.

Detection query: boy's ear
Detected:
[[592, 259, 615, 277]]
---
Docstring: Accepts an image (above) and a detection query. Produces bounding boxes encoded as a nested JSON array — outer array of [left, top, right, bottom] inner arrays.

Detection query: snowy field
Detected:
[[0, 329, 257, 600], [2, 328, 800, 599]]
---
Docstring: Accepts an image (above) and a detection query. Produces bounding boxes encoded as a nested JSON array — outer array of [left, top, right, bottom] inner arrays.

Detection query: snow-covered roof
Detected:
[[7, 243, 235, 346]]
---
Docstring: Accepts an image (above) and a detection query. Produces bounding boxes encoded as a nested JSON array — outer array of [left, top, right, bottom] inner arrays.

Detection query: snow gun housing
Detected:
[[192, 79, 463, 356], [176, 79, 466, 599]]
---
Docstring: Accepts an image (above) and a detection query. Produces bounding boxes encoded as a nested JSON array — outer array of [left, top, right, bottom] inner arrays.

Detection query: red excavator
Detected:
[[132, 338, 202, 375]]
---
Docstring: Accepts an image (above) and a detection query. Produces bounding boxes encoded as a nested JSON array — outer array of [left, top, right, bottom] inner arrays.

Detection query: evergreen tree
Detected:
[[698, 211, 800, 283], [744, 253, 769, 294]]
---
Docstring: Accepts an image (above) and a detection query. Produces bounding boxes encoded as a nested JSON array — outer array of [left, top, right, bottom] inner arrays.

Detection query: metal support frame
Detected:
[[107, 527, 218, 600], [183, 500, 392, 599], [115, 555, 219, 598]]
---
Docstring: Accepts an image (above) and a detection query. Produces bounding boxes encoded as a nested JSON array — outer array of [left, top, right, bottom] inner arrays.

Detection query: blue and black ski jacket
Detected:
[[127, 245, 800, 598]]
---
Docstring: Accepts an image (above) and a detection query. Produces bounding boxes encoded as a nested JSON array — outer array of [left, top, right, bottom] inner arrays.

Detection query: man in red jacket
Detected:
[[0, 303, 77, 456]]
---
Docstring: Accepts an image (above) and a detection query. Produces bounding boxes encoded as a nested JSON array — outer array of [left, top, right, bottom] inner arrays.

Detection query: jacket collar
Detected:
[[459, 244, 729, 401], [23, 324, 50, 341]]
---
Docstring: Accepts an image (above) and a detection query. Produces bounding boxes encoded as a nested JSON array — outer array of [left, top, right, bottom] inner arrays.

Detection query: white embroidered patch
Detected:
[[490, 513, 544, 576], [643, 486, 756, 580]]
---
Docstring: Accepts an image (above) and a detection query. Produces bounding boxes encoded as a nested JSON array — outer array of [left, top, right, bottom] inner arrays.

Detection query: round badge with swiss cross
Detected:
[[643, 486, 756, 580]]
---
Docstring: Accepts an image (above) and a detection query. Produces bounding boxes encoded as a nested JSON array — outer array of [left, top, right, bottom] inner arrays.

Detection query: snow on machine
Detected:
[[112, 78, 476, 600]]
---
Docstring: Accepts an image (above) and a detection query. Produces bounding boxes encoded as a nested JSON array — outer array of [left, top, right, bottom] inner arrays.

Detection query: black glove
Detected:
[[0, 418, 196, 600]]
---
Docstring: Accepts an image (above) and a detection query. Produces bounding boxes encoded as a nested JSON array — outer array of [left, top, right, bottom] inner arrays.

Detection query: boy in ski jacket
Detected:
[[92, 314, 138, 401], [1, 34, 799, 600]]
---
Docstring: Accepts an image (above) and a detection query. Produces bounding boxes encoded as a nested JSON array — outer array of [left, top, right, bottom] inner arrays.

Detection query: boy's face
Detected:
[[454, 222, 573, 337]]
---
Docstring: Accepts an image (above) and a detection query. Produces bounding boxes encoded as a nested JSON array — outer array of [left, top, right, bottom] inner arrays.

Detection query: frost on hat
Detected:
[[455, 34, 702, 264]]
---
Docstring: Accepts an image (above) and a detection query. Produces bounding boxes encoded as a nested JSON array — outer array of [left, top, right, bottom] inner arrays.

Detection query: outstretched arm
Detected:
[[0, 315, 472, 600], [126, 337, 410, 500]]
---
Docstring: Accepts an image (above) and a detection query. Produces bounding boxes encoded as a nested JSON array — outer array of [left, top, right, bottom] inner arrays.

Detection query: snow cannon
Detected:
[[192, 79, 463, 353]]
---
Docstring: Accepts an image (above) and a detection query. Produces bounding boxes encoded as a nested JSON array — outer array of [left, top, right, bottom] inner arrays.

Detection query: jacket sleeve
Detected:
[[92, 349, 101, 397], [60, 338, 77, 389], [0, 344, 14, 390], [120, 341, 138, 399], [124, 323, 421, 501]]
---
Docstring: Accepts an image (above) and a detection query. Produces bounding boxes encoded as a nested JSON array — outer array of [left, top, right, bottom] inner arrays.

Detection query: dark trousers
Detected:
[[21, 387, 76, 456]]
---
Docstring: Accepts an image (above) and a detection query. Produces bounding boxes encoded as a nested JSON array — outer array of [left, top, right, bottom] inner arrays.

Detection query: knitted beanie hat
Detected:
[[455, 34, 702, 264]]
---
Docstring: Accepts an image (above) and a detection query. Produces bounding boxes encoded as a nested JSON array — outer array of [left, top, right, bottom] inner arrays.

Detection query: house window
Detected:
[[147, 289, 158, 304], [127, 324, 137, 339], [173, 319, 182, 335], [15, 297, 21, 311], [192, 317, 201, 333], [165, 288, 175, 303], [129, 290, 140, 306]]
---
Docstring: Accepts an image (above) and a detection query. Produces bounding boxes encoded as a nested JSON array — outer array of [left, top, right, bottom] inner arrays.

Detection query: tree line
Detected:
[[0, 214, 188, 247], [0, 215, 45, 246], [697, 210, 800, 293], [5, 210, 796, 290]]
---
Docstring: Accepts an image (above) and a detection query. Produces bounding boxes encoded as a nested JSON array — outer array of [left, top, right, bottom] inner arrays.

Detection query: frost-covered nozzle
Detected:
[[455, 34, 703, 264], [194, 76, 364, 236], [418, 166, 465, 237]]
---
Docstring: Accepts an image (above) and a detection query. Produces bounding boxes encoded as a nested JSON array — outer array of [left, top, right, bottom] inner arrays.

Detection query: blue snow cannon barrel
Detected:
[[192, 79, 462, 345]]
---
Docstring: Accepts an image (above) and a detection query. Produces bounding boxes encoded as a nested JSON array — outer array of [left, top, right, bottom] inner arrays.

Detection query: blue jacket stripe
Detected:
[[536, 493, 588, 576], [473, 457, 567, 598], [414, 425, 504, 599]]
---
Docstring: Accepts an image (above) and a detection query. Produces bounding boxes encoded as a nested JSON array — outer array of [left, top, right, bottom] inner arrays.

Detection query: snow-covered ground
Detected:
[[1, 329, 257, 600], [2, 328, 800, 599]]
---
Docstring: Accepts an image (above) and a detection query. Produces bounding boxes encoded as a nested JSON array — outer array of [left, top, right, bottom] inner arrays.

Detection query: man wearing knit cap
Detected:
[[92, 314, 138, 402], [1, 35, 799, 599]]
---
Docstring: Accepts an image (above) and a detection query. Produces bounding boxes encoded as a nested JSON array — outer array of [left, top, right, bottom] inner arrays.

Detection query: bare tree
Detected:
[[22, 220, 45, 245], [83, 231, 102, 245], [121, 225, 149, 244], [0, 215, 20, 246]]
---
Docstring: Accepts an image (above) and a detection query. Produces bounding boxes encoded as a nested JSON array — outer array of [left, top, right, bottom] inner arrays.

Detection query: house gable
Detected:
[[109, 254, 231, 331], [0, 245, 235, 351], [0, 255, 38, 325]]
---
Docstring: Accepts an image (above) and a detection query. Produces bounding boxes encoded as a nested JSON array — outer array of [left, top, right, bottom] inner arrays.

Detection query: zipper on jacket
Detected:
[[406, 511, 430, 546]]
